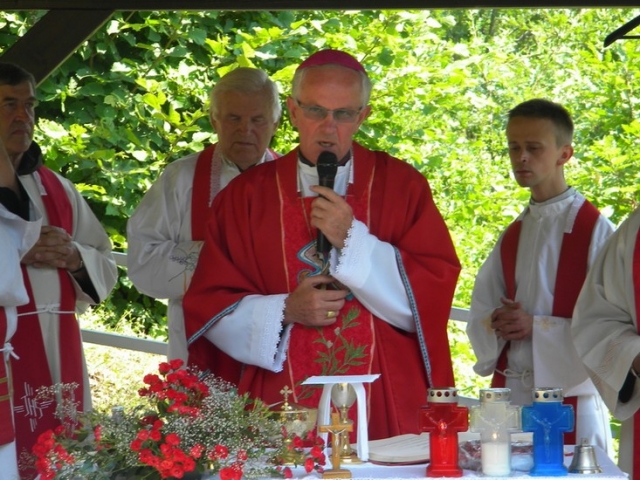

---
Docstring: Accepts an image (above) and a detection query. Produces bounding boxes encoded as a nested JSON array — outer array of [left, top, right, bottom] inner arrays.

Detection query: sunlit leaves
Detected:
[[4, 10, 640, 394]]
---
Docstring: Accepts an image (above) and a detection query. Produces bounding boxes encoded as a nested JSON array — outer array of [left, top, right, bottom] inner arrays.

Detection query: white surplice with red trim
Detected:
[[468, 190, 615, 455], [12, 169, 117, 460], [127, 145, 278, 362], [573, 207, 640, 479]]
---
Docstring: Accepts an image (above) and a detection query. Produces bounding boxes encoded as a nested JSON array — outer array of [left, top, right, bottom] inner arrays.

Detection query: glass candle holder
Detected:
[[469, 388, 521, 476], [419, 388, 469, 477], [522, 387, 574, 476]]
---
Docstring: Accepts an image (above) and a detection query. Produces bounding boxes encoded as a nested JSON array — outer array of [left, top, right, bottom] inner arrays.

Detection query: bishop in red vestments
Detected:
[[184, 50, 460, 440]]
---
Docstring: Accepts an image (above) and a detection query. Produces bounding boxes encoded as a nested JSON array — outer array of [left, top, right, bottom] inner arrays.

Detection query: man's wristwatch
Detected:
[[68, 259, 84, 275]]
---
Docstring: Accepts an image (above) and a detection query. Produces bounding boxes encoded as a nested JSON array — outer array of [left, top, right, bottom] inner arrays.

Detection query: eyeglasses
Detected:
[[295, 99, 362, 123]]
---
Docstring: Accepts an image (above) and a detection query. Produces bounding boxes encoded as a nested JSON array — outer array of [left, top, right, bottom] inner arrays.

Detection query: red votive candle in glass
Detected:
[[419, 387, 469, 477]]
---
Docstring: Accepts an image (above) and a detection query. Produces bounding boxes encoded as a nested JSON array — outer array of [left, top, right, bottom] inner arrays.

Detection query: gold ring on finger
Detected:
[[326, 310, 337, 319]]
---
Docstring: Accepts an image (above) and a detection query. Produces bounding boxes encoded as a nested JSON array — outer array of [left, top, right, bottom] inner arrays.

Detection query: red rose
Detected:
[[214, 444, 229, 459], [190, 444, 205, 458], [131, 439, 143, 451], [165, 433, 181, 446], [158, 362, 172, 374], [169, 358, 184, 370], [219, 467, 236, 480], [304, 457, 316, 473], [292, 435, 304, 449]]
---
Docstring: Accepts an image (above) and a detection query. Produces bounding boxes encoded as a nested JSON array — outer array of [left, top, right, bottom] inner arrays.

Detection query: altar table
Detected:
[[289, 445, 627, 480]]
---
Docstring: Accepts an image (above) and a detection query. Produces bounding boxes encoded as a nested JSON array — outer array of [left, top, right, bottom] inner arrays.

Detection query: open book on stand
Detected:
[[366, 433, 430, 465]]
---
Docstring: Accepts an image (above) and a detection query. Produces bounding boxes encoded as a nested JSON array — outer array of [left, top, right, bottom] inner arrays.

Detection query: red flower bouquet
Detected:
[[31, 359, 326, 479]]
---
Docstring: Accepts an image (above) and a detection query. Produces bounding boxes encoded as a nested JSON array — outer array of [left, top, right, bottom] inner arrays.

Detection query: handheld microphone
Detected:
[[316, 151, 338, 256]]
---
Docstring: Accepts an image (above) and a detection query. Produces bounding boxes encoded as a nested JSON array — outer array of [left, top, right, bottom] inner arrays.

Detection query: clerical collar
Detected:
[[298, 150, 352, 167], [529, 186, 575, 207], [16, 141, 44, 175]]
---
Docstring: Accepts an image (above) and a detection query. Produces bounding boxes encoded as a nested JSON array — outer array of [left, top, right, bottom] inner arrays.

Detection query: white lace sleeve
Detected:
[[329, 219, 414, 331], [203, 294, 292, 371]]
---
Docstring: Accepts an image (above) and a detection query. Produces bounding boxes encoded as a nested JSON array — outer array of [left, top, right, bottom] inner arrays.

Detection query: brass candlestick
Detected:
[[330, 382, 362, 464]]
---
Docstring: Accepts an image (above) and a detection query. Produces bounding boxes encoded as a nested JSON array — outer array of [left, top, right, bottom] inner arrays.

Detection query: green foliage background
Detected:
[[2, 9, 640, 404]]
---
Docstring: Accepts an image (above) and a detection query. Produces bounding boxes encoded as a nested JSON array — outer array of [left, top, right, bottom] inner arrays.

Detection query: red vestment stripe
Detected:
[[0, 308, 15, 445], [552, 202, 600, 317], [12, 167, 82, 464], [631, 226, 640, 479], [492, 220, 521, 389], [191, 144, 216, 242], [496, 200, 600, 445]]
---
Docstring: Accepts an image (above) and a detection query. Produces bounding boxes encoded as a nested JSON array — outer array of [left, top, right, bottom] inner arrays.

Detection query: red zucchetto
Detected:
[[297, 49, 367, 75]]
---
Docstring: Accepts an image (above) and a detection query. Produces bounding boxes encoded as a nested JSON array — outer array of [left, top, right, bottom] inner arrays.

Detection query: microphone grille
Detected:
[[317, 151, 338, 178]]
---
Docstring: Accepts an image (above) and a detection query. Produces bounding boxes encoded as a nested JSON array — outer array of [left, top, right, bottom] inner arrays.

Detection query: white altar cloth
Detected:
[[289, 445, 627, 480]]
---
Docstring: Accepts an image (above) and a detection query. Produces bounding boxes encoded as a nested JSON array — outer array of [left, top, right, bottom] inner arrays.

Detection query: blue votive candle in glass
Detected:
[[522, 387, 574, 476]]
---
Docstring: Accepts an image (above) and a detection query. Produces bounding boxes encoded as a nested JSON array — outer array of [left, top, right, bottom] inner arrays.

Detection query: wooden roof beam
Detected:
[[0, 9, 113, 85], [1, 0, 640, 9]]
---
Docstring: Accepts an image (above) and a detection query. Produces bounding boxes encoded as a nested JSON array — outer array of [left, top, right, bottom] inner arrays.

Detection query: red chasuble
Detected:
[[494, 199, 600, 444], [191, 144, 279, 240], [189, 144, 281, 381], [191, 144, 221, 241], [185, 142, 460, 440]]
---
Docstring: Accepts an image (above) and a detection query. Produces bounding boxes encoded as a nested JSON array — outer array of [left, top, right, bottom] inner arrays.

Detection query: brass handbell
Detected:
[[568, 438, 602, 474]]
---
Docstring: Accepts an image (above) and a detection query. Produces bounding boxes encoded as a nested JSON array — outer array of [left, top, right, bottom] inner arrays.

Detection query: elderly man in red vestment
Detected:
[[184, 49, 460, 440]]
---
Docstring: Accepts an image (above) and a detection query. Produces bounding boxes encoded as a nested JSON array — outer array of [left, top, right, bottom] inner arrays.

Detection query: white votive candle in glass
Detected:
[[481, 441, 511, 476]]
